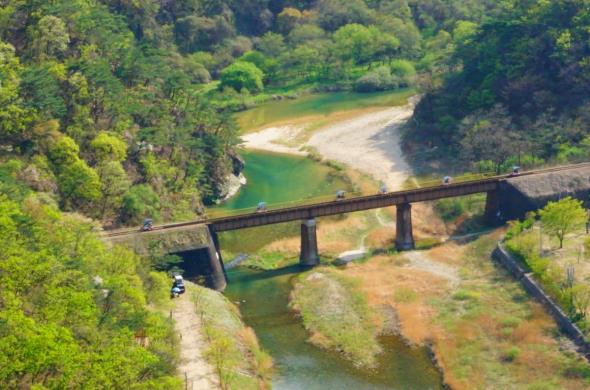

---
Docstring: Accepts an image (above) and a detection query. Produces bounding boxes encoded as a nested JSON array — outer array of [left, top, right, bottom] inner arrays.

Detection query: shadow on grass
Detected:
[[227, 264, 303, 284]]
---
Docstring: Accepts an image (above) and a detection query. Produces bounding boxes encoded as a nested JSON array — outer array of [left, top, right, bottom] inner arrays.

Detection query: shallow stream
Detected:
[[225, 267, 443, 389]]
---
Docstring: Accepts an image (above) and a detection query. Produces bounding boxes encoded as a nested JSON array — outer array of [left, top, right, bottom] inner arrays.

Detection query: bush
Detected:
[[90, 132, 127, 162], [390, 59, 416, 86], [435, 198, 465, 221], [219, 61, 264, 92], [502, 346, 521, 362], [239, 51, 277, 76], [122, 184, 161, 224], [354, 66, 399, 92]]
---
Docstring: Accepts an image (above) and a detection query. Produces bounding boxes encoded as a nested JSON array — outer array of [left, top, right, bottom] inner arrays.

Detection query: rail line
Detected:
[[102, 162, 590, 238]]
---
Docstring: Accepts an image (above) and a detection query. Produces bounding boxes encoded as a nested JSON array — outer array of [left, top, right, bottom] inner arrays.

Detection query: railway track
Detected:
[[102, 162, 590, 239]]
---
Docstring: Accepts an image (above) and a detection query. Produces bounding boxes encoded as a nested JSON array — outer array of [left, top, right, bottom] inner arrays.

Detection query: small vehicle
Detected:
[[509, 165, 520, 177], [141, 218, 154, 232], [336, 190, 346, 200], [378, 184, 388, 194], [256, 202, 267, 213], [173, 275, 185, 294], [170, 286, 181, 299], [442, 176, 452, 185]]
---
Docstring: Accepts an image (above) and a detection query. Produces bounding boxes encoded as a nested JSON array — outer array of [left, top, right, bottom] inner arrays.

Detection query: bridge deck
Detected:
[[102, 162, 590, 238], [209, 178, 499, 231]]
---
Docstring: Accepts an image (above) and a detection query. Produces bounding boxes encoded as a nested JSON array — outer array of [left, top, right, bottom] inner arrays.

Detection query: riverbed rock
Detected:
[[229, 150, 245, 176]]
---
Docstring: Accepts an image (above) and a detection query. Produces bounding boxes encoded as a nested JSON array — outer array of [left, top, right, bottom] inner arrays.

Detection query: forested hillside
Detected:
[[0, 0, 499, 226], [408, 0, 590, 173], [0, 173, 180, 387]]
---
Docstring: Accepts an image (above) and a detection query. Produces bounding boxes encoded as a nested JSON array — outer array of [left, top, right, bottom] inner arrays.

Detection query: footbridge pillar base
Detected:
[[300, 218, 320, 267], [395, 203, 415, 251], [205, 226, 227, 291]]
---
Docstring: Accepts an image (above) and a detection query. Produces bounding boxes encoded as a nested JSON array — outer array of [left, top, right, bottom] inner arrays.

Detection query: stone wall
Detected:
[[105, 224, 211, 256], [492, 243, 590, 360]]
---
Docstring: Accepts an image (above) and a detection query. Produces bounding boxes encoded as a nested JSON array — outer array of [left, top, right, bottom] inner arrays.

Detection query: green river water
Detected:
[[225, 267, 443, 390], [236, 89, 414, 131], [210, 92, 443, 389]]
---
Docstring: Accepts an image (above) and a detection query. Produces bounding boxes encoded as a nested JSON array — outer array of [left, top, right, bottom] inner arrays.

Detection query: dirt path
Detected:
[[172, 286, 219, 390], [402, 251, 460, 288]]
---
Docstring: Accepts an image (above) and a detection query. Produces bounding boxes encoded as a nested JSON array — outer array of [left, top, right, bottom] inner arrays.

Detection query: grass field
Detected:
[[290, 269, 382, 368]]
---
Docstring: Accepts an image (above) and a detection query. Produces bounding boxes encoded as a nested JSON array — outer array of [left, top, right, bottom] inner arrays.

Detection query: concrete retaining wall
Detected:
[[105, 224, 211, 256], [499, 166, 590, 221], [492, 244, 590, 360]]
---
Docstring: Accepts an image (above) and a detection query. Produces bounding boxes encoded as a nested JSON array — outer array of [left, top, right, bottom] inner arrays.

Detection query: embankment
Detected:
[[191, 284, 273, 389]]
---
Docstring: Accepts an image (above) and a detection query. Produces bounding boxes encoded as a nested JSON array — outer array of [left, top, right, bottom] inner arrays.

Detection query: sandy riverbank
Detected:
[[241, 125, 305, 155], [241, 97, 417, 190]]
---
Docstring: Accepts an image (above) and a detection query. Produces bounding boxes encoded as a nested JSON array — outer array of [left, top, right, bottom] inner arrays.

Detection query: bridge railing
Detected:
[[206, 191, 365, 219], [400, 171, 497, 190]]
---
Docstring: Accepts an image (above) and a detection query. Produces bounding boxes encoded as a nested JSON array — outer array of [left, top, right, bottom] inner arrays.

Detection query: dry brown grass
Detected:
[[365, 227, 395, 248], [412, 202, 448, 237], [426, 243, 466, 266], [338, 235, 590, 390], [263, 212, 369, 255], [241, 160, 589, 388], [345, 255, 453, 345]]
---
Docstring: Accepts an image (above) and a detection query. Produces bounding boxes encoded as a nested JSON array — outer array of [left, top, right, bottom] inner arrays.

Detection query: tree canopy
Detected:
[[0, 193, 180, 388], [408, 0, 590, 171], [539, 197, 587, 249]]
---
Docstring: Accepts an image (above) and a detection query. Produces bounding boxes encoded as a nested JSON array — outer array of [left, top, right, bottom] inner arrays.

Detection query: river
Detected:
[[211, 91, 444, 389], [210, 149, 352, 253], [225, 266, 443, 390]]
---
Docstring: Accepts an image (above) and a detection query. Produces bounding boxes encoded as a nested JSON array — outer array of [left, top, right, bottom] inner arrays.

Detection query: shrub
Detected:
[[435, 198, 465, 221], [354, 66, 399, 92], [502, 346, 521, 362], [90, 132, 127, 162], [220, 61, 264, 92], [390, 59, 416, 86], [121, 184, 160, 224]]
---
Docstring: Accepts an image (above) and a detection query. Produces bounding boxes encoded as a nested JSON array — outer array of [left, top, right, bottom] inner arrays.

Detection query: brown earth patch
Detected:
[[345, 254, 454, 345]]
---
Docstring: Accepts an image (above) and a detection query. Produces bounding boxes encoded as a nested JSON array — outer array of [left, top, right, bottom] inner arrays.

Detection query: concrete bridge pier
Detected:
[[484, 189, 502, 226], [395, 203, 415, 251], [300, 218, 320, 266], [204, 226, 227, 291]]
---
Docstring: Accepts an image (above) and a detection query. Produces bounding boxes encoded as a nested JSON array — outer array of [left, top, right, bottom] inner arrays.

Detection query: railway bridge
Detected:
[[103, 163, 590, 291]]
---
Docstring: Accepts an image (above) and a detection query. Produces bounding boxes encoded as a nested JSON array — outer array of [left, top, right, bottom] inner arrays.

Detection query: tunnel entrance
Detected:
[[172, 248, 216, 286]]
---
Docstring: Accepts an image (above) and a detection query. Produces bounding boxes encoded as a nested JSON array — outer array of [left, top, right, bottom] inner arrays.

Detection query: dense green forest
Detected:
[[0, 168, 180, 387], [408, 0, 590, 173], [0, 0, 500, 226]]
